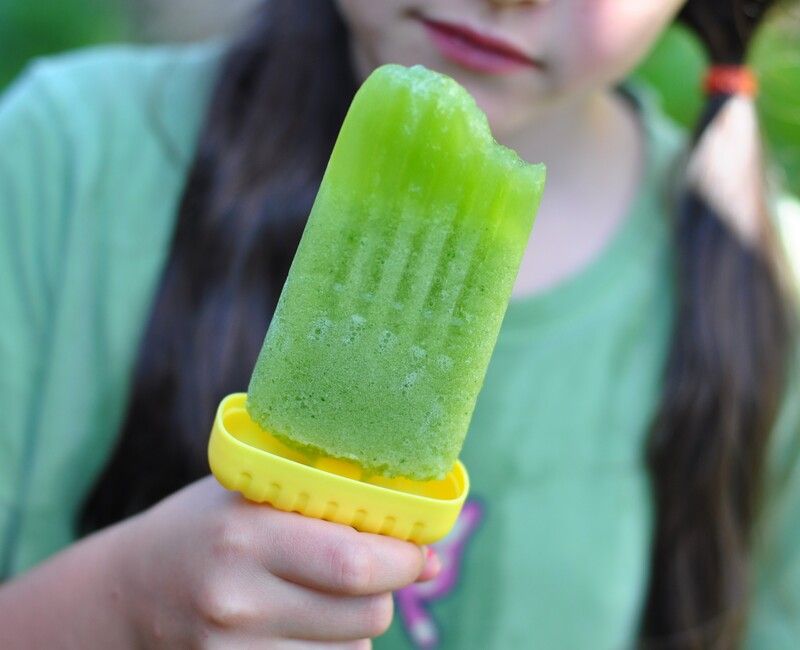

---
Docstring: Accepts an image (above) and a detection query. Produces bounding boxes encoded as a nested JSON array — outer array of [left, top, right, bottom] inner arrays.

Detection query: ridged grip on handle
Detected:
[[209, 394, 470, 544]]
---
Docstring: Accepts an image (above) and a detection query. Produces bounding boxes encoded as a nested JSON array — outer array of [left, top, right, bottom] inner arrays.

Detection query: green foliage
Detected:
[[0, 0, 129, 88], [633, 23, 708, 128], [634, 12, 800, 196], [752, 17, 800, 195]]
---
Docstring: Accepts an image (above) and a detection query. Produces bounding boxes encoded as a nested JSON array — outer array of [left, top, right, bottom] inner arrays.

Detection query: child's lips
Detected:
[[415, 14, 543, 75]]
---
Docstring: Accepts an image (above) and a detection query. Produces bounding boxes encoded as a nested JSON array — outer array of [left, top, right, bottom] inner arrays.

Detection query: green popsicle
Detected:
[[247, 64, 545, 480]]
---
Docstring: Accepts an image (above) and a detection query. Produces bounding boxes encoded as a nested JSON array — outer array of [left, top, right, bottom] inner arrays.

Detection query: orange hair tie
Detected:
[[704, 65, 758, 97]]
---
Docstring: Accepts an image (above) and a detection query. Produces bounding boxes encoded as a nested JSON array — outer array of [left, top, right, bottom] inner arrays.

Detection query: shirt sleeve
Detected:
[[0, 63, 70, 579], [746, 193, 800, 647], [746, 389, 800, 646]]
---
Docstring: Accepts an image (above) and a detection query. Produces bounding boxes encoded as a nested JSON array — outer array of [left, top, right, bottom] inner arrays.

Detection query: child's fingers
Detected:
[[205, 576, 392, 642], [271, 588, 392, 641], [271, 513, 424, 595], [269, 640, 370, 650], [254, 507, 426, 595]]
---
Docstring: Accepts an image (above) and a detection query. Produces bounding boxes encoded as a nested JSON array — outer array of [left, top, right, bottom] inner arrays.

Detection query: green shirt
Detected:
[[2, 43, 800, 649]]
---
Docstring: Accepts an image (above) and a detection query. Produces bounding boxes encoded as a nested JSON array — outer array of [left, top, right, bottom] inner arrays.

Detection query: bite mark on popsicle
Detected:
[[246, 64, 545, 480]]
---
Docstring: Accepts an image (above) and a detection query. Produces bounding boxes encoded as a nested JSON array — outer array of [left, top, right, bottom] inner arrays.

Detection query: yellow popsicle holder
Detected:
[[208, 393, 470, 544]]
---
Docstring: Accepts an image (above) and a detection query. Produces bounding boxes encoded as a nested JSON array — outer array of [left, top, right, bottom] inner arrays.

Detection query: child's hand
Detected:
[[113, 476, 437, 648]]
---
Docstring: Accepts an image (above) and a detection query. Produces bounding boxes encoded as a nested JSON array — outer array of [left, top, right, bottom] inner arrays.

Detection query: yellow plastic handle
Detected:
[[208, 394, 470, 544]]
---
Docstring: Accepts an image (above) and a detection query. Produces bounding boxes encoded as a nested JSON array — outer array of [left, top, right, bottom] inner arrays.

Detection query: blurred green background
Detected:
[[632, 2, 800, 195], [0, 0, 130, 86], [1, 0, 798, 194]]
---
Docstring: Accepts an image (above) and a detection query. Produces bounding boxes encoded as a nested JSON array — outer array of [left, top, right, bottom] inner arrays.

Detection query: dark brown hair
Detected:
[[642, 1, 795, 647], [81, 1, 794, 647], [80, 1, 357, 524]]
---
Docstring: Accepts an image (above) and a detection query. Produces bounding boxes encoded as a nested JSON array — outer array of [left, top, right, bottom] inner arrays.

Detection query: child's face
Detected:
[[336, 0, 685, 135]]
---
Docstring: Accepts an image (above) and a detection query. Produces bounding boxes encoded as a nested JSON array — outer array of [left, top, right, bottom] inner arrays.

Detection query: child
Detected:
[[1, 0, 798, 647]]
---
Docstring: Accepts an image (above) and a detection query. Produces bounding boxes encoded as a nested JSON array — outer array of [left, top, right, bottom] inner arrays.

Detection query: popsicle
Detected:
[[247, 64, 545, 481]]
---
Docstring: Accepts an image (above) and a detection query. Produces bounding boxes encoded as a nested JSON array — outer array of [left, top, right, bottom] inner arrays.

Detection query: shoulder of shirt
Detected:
[[21, 40, 225, 98], [8, 41, 226, 164], [774, 192, 800, 289], [620, 79, 688, 201], [625, 80, 688, 155], [623, 81, 800, 251]]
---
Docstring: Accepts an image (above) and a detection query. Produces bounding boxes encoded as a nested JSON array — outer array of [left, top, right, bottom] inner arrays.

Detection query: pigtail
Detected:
[[79, 1, 357, 531], [642, 1, 794, 647]]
